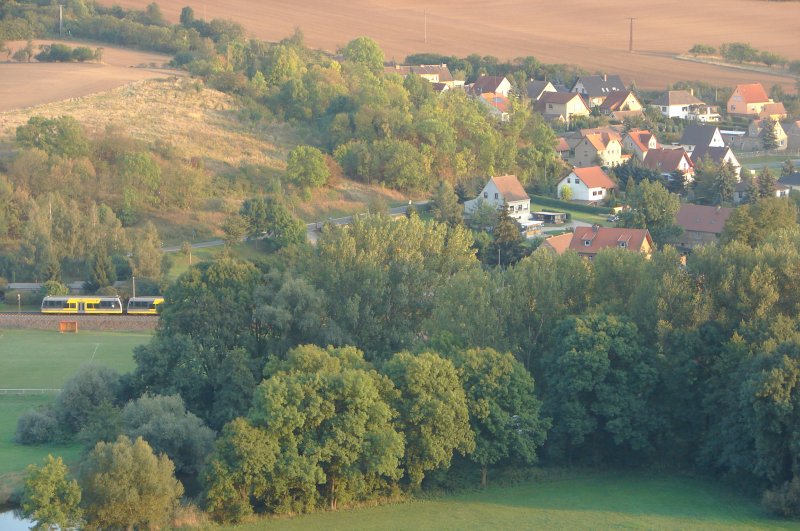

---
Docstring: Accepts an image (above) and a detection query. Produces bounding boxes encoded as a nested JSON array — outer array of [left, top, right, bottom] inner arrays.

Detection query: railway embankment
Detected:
[[0, 313, 158, 332]]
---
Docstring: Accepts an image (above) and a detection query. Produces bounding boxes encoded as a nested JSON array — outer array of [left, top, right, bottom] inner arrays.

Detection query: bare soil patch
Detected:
[[110, 0, 799, 91], [0, 40, 176, 111]]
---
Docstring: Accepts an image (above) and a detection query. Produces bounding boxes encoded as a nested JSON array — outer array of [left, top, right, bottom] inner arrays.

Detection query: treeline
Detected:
[[18, 205, 800, 525], [689, 41, 799, 71], [0, 115, 211, 285]]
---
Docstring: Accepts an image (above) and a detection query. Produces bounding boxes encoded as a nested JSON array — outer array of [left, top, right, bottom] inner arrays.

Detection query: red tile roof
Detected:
[[481, 92, 509, 113], [734, 83, 770, 104], [491, 174, 529, 202], [556, 137, 570, 152], [626, 129, 658, 152], [583, 132, 621, 151], [542, 232, 574, 255], [599, 91, 638, 111], [569, 226, 652, 255], [759, 102, 787, 118], [571, 166, 616, 189], [675, 203, 733, 235]]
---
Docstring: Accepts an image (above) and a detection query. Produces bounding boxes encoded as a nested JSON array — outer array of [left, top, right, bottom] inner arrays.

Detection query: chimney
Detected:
[[690, 88, 694, 96], [592, 224, 600, 232], [715, 205, 721, 213], [603, 74, 607, 82]]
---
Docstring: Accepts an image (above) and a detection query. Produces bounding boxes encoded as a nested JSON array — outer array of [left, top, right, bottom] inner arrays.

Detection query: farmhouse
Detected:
[[673, 203, 732, 249], [534, 92, 591, 123], [570, 74, 626, 107], [464, 174, 531, 221], [545, 226, 653, 259], [557, 166, 616, 203], [726, 83, 780, 117]]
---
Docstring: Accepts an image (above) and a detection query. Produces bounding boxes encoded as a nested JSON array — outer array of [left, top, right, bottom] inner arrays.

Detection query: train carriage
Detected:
[[41, 296, 123, 314], [126, 296, 164, 315]]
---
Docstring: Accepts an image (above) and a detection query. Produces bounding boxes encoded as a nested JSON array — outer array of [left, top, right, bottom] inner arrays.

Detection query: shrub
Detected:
[[689, 44, 716, 56], [763, 476, 800, 517], [15, 408, 60, 444], [56, 366, 120, 434]]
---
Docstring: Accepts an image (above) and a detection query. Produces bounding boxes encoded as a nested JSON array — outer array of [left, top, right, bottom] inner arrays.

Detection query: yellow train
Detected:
[[126, 296, 165, 315], [40, 296, 164, 315], [41, 296, 123, 314]]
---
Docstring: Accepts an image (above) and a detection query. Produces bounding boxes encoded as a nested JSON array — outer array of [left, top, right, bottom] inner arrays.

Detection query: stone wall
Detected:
[[0, 313, 158, 332]]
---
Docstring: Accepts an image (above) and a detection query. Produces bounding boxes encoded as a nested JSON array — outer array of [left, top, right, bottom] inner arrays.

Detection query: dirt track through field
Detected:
[[110, 0, 800, 91]]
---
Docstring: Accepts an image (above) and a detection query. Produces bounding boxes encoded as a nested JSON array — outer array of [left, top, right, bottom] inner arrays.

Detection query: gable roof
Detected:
[[599, 91, 638, 111], [385, 64, 454, 82], [556, 137, 570, 152], [571, 75, 626, 97], [779, 172, 800, 186], [570, 166, 616, 189], [643, 148, 692, 173], [537, 91, 585, 105], [653, 90, 705, 107], [690, 145, 736, 166], [569, 226, 652, 255], [526, 80, 555, 100], [491, 174, 529, 202], [675, 203, 732, 235], [580, 125, 624, 137], [733, 83, 770, 104], [759, 102, 787, 118], [583, 131, 621, 151], [680, 123, 721, 149], [473, 75, 508, 94], [626, 129, 658, 152], [542, 232, 574, 255]]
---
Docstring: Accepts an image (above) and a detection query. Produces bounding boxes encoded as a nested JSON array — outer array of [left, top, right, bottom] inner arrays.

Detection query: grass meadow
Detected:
[[230, 473, 799, 530], [0, 329, 149, 500]]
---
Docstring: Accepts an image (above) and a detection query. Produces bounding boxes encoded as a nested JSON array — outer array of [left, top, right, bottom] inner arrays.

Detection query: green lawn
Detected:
[[229, 473, 799, 530], [0, 329, 149, 497], [530, 201, 611, 226]]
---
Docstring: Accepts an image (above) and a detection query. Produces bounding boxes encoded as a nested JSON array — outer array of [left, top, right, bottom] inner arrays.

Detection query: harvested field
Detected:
[[0, 40, 176, 112], [110, 0, 800, 91]]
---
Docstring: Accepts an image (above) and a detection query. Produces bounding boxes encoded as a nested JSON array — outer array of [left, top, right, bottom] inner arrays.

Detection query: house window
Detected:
[[548, 103, 553, 109], [494, 193, 498, 199], [618, 241, 627, 248], [483, 192, 488, 198], [566, 178, 570, 183], [584, 240, 591, 246]]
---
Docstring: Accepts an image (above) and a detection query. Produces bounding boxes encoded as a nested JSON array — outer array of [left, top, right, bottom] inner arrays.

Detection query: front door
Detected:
[[78, 302, 85, 314]]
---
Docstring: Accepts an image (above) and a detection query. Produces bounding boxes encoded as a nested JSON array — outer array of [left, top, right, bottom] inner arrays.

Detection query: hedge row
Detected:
[[530, 194, 613, 215]]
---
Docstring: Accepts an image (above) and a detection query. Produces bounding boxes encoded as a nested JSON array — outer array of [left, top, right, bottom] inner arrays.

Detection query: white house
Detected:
[[557, 166, 616, 203], [653, 90, 705, 119], [464, 174, 531, 221]]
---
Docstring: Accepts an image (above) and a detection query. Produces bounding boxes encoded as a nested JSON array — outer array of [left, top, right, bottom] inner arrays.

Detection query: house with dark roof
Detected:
[[557, 166, 616, 203], [534, 92, 591, 123], [642, 148, 694, 180], [779, 172, 800, 192], [733, 178, 790, 204], [464, 174, 531, 221], [654, 90, 704, 119], [570, 74, 626, 107], [723, 119, 788, 152], [673, 203, 732, 249], [568, 226, 653, 259], [623, 129, 659, 161], [727, 83, 782, 117], [599, 91, 643, 120], [526, 80, 557, 101], [680, 124, 725, 154], [470, 75, 512, 97], [690, 145, 742, 179]]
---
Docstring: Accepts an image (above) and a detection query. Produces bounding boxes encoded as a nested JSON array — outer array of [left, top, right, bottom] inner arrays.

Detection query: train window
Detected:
[[68, 303, 76, 309]]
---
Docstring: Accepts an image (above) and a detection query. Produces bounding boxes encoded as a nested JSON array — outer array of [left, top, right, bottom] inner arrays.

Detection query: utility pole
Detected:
[[627, 17, 636, 52], [424, 11, 427, 44], [59, 5, 63, 36], [132, 276, 136, 298]]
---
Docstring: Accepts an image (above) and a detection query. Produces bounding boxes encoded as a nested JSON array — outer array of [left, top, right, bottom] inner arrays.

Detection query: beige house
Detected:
[[727, 83, 780, 117], [599, 91, 643, 120], [572, 132, 624, 168], [534, 92, 591, 123], [623, 130, 659, 161], [571, 74, 626, 107]]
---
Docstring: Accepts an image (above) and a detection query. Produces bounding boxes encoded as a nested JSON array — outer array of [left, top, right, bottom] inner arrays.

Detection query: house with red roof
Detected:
[[623, 129, 659, 161], [727, 83, 782, 118], [464, 174, 531, 221], [479, 92, 511, 122], [673, 203, 732, 249], [545, 226, 653, 259], [642, 148, 694, 180], [557, 166, 616, 203], [572, 131, 624, 168]]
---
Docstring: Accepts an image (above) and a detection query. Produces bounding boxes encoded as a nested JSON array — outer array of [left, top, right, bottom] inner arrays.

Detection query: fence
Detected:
[[0, 388, 61, 395]]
